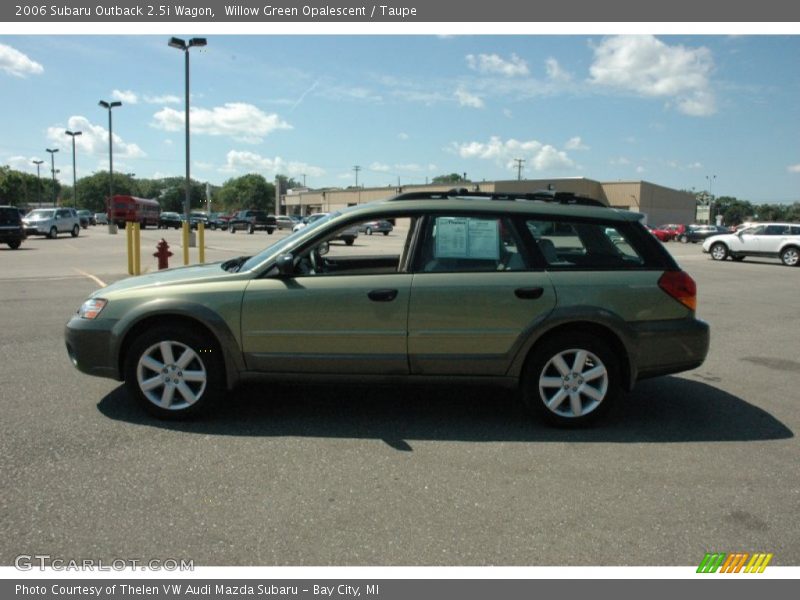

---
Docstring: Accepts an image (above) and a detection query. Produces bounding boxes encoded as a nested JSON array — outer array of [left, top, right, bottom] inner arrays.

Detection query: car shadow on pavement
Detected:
[[96, 375, 792, 448]]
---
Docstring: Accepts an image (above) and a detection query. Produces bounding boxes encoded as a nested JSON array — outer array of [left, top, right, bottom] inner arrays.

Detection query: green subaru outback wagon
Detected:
[[65, 190, 709, 426]]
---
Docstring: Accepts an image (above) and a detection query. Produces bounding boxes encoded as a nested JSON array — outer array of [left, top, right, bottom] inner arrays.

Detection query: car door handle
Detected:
[[515, 287, 545, 300], [368, 289, 399, 302]]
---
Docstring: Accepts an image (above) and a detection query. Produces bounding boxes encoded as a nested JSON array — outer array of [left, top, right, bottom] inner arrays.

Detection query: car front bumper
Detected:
[[64, 316, 122, 381]]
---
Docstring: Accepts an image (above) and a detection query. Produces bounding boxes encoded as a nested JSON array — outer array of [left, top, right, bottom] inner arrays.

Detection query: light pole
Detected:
[[99, 100, 122, 210], [65, 130, 82, 208], [32, 159, 44, 205], [706, 174, 717, 224], [168, 36, 206, 231], [46, 148, 59, 205]]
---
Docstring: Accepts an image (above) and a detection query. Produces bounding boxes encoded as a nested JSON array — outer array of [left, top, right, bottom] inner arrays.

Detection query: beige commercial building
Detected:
[[281, 177, 697, 226]]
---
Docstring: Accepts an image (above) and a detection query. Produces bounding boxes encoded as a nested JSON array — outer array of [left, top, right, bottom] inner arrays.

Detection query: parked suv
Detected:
[[229, 210, 276, 234], [23, 207, 81, 239], [677, 224, 728, 243], [702, 222, 800, 266], [65, 189, 709, 426], [0, 205, 26, 249]]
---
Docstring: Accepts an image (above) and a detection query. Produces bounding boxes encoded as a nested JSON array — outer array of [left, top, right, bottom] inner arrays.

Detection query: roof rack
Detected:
[[387, 187, 606, 207]]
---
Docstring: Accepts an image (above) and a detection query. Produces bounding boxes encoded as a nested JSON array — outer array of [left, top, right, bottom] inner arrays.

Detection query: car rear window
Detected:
[[526, 219, 646, 269], [0, 207, 21, 224]]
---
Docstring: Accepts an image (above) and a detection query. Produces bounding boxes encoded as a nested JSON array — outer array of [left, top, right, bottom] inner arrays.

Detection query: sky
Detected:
[[1, 34, 799, 203]]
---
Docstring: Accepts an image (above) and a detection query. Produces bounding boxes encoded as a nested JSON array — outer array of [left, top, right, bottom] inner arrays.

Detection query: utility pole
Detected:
[[32, 160, 44, 205], [514, 158, 525, 181], [46, 148, 59, 205], [353, 165, 361, 188]]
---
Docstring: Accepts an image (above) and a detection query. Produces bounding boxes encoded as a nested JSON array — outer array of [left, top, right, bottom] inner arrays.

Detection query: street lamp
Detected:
[[65, 130, 82, 208], [99, 100, 122, 211], [32, 159, 44, 205], [46, 148, 59, 205], [168, 36, 206, 226], [706, 174, 717, 224]]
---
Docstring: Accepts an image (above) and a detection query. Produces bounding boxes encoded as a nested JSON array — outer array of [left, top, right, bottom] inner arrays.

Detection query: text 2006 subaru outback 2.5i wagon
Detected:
[[65, 190, 709, 426]]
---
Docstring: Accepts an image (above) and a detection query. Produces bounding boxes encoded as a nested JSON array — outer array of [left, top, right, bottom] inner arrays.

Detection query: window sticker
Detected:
[[435, 217, 500, 260]]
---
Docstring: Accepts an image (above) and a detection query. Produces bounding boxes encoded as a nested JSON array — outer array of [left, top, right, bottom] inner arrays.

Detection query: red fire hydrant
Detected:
[[154, 238, 173, 270]]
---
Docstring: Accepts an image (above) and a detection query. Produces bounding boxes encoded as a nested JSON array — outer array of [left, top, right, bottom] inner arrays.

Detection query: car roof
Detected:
[[334, 196, 642, 224]]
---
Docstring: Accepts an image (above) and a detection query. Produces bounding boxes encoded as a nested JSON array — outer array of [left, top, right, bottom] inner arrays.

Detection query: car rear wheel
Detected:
[[781, 246, 800, 267], [679, 235, 688, 243], [710, 242, 728, 261], [49, 226, 58, 239], [521, 333, 619, 427], [248, 224, 255, 234], [71, 224, 80, 237], [365, 227, 373, 235], [383, 231, 390, 236], [124, 325, 224, 419], [7, 241, 21, 249]]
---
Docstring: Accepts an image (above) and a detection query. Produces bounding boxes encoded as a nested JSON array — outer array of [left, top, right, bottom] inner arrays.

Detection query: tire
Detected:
[[710, 242, 728, 261], [383, 231, 390, 236], [71, 225, 80, 238], [230, 226, 235, 234], [248, 224, 255, 234], [780, 246, 800, 267], [123, 325, 224, 419], [7, 241, 21, 249], [49, 226, 58, 239], [521, 333, 619, 427], [344, 237, 355, 246], [267, 228, 274, 235], [365, 227, 373, 235], [680, 235, 688, 243]]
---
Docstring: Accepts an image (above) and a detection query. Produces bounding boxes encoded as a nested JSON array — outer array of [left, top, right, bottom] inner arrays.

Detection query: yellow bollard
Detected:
[[126, 222, 133, 275], [133, 222, 141, 275], [182, 221, 190, 265], [198, 222, 205, 264]]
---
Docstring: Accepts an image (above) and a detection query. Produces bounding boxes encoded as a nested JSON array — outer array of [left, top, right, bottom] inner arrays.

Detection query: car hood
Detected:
[[94, 262, 241, 297]]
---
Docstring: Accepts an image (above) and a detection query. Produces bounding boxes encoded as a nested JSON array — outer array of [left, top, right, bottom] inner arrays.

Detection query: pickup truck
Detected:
[[228, 210, 277, 234]]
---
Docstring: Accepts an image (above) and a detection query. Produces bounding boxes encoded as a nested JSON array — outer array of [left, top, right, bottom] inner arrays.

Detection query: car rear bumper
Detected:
[[630, 317, 710, 382]]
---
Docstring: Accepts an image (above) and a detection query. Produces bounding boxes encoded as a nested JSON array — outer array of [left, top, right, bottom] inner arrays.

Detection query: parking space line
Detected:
[[72, 268, 107, 288]]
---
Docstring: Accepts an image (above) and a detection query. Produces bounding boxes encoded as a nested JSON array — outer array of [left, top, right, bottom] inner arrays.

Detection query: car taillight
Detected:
[[658, 271, 697, 311]]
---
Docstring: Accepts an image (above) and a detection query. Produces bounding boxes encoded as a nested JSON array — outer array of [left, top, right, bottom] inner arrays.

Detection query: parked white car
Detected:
[[22, 207, 81, 239], [702, 223, 800, 266]]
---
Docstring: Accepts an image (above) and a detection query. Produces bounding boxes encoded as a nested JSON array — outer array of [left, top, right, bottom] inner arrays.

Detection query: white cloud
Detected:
[[452, 136, 575, 172], [152, 103, 291, 143], [588, 35, 716, 116], [45, 115, 146, 161], [466, 53, 529, 77], [222, 150, 324, 178], [788, 164, 800, 174], [545, 58, 571, 82], [565, 136, 589, 151], [112, 89, 138, 104], [397, 132, 409, 141], [455, 87, 484, 109], [0, 43, 43, 78], [145, 94, 181, 105], [369, 162, 391, 172]]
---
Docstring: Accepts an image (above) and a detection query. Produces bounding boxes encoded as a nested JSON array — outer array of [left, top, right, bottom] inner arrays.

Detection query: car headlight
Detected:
[[78, 298, 107, 320]]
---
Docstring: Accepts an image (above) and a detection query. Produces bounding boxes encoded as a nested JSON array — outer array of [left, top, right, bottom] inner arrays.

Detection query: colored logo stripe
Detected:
[[697, 552, 773, 573]]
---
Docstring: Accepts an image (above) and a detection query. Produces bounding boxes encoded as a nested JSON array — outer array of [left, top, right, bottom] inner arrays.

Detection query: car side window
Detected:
[[526, 220, 645, 269], [415, 215, 528, 273]]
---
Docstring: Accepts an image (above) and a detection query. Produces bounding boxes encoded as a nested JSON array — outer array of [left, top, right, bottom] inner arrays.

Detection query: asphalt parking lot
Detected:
[[0, 227, 798, 566]]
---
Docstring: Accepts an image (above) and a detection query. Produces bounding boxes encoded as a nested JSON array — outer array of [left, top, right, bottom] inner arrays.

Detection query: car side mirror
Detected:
[[317, 241, 330, 256], [276, 254, 295, 276]]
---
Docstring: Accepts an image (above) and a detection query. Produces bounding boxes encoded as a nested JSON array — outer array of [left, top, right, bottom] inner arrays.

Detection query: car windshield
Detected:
[[239, 211, 339, 272], [28, 209, 54, 219]]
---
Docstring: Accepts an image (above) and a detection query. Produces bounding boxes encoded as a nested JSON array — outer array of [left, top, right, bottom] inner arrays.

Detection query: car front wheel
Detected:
[[71, 224, 80, 237], [710, 242, 728, 261], [49, 226, 58, 239], [124, 325, 224, 419], [522, 333, 619, 427], [781, 246, 800, 267]]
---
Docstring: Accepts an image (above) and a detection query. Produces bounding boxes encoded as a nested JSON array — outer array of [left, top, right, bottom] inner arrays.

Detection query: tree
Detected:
[[432, 173, 469, 184], [216, 174, 274, 213]]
